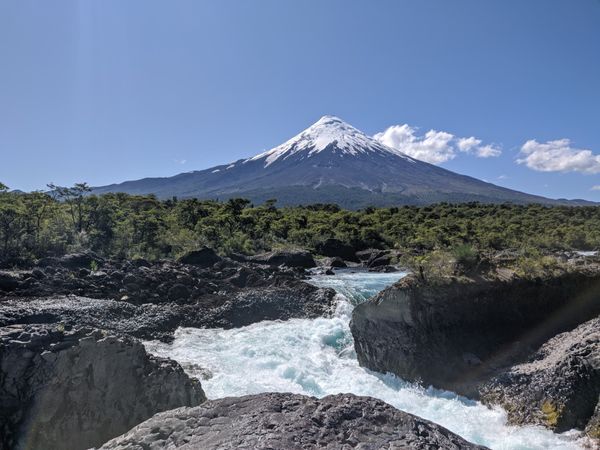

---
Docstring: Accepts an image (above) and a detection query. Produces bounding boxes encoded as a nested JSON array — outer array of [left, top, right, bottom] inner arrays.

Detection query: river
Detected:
[[145, 270, 585, 449]]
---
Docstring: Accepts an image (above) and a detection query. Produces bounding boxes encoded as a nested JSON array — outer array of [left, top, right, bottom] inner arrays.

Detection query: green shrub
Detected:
[[452, 244, 479, 273]]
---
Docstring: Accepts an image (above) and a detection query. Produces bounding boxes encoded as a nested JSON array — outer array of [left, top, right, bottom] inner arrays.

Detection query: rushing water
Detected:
[[145, 270, 586, 450]]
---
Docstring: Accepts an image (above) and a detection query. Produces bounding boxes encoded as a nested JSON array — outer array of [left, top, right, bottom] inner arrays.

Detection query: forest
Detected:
[[1, 182, 599, 266]]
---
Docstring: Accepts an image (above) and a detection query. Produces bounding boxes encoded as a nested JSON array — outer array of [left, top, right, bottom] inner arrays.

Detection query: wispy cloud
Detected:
[[591, 185, 600, 191], [475, 144, 502, 158], [457, 136, 481, 152], [374, 125, 501, 164], [174, 159, 187, 165], [517, 139, 600, 174]]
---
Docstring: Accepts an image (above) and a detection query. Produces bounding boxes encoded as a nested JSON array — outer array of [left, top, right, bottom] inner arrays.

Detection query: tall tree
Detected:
[[47, 182, 91, 233]]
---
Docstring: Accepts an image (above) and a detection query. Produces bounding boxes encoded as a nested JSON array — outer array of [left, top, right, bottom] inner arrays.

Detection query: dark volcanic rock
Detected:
[[248, 249, 316, 268], [38, 252, 103, 269], [587, 402, 600, 440], [480, 317, 600, 434], [0, 323, 205, 450], [0, 272, 20, 292], [0, 296, 180, 341], [99, 393, 487, 450], [321, 256, 347, 268], [356, 248, 384, 263], [177, 247, 221, 267], [0, 281, 334, 342], [350, 272, 600, 397], [368, 264, 398, 273], [315, 238, 357, 261], [368, 254, 391, 268], [0, 257, 335, 341]]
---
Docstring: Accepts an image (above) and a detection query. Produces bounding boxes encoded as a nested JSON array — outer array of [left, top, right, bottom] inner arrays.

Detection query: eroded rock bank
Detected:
[[99, 392, 488, 450], [0, 323, 205, 450], [480, 316, 599, 434], [350, 271, 600, 437], [0, 250, 335, 341]]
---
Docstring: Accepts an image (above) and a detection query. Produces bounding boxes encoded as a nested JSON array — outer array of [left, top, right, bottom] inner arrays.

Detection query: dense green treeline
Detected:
[[0, 182, 599, 264]]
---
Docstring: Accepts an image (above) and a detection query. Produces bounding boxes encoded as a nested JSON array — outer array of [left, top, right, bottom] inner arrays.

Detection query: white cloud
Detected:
[[591, 185, 600, 191], [374, 125, 501, 165], [174, 159, 187, 165], [517, 139, 600, 174], [475, 144, 502, 158], [498, 174, 508, 180], [457, 137, 481, 152], [374, 125, 455, 164]]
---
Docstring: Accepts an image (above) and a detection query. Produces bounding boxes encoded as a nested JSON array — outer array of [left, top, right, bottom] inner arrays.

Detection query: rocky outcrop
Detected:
[[480, 317, 600, 434], [37, 252, 105, 269], [368, 264, 398, 273], [0, 255, 335, 341], [176, 247, 221, 267], [0, 279, 334, 342], [247, 249, 316, 268], [350, 272, 600, 398], [99, 393, 487, 450], [315, 238, 358, 261], [356, 248, 401, 268], [587, 402, 600, 440], [0, 323, 205, 450], [321, 256, 347, 268], [0, 272, 20, 292]]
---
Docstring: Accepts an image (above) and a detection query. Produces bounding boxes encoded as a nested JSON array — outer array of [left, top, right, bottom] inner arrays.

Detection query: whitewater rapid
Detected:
[[145, 271, 586, 450]]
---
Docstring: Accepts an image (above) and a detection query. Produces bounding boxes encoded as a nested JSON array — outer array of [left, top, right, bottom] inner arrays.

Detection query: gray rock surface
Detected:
[[0, 324, 205, 450], [480, 317, 600, 434], [0, 255, 335, 341], [0, 280, 334, 342], [176, 247, 221, 267], [315, 238, 358, 261], [586, 401, 600, 440], [36, 252, 104, 269], [99, 393, 488, 450], [350, 273, 600, 398], [247, 249, 316, 268], [321, 256, 348, 268]]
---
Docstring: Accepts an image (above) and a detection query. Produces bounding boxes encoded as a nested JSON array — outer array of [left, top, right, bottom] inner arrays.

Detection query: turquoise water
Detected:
[[145, 270, 586, 450]]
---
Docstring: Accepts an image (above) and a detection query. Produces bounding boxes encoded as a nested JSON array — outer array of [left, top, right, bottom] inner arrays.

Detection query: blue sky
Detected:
[[1, 0, 599, 200]]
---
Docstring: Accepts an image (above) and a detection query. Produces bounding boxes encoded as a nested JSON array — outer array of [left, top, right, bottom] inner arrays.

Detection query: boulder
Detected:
[[315, 238, 357, 261], [177, 247, 221, 267], [0, 272, 20, 292], [356, 248, 385, 263], [586, 401, 600, 440], [249, 250, 316, 268], [321, 256, 347, 268], [0, 324, 205, 450], [38, 252, 103, 269], [168, 283, 191, 301], [99, 393, 487, 450], [368, 254, 391, 268], [350, 272, 600, 397], [480, 316, 600, 434]]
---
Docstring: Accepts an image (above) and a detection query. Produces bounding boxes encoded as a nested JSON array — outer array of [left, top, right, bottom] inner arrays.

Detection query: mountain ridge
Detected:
[[93, 116, 595, 208]]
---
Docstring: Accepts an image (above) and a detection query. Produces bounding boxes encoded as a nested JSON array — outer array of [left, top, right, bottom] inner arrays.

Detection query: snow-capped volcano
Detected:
[[247, 115, 413, 167], [93, 116, 571, 208]]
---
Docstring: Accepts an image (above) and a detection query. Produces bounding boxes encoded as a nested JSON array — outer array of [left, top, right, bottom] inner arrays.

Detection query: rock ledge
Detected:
[[99, 393, 488, 450]]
